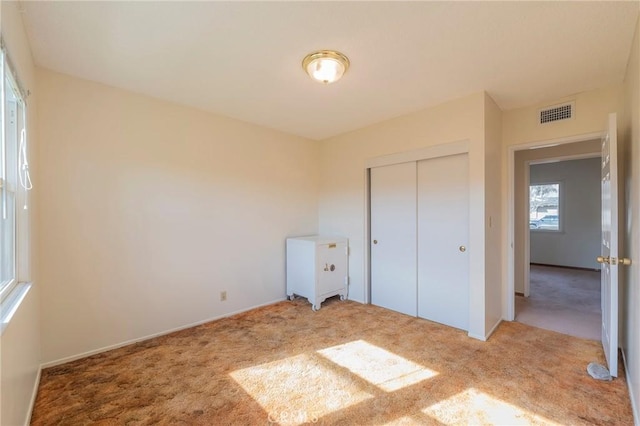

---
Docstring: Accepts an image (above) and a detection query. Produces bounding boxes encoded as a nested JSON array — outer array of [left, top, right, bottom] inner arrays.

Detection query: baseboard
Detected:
[[468, 319, 502, 342], [485, 319, 502, 340], [467, 332, 486, 341], [24, 365, 41, 426], [530, 262, 600, 272], [41, 298, 286, 369], [622, 348, 640, 426]]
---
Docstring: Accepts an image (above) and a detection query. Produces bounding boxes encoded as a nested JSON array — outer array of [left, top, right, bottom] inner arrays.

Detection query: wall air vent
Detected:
[[539, 101, 574, 124]]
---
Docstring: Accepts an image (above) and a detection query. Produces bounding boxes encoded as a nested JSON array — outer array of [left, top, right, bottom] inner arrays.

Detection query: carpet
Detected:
[[32, 297, 632, 425], [516, 265, 601, 340]]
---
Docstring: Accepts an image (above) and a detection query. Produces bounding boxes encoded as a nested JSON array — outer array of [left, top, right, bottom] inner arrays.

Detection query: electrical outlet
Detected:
[[220, 291, 227, 302]]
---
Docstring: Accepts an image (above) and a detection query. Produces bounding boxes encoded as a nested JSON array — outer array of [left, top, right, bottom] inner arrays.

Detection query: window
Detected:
[[529, 183, 560, 231], [0, 44, 32, 316]]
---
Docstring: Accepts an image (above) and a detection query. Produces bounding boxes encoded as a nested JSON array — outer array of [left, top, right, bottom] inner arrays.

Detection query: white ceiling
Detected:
[[20, 1, 640, 140]]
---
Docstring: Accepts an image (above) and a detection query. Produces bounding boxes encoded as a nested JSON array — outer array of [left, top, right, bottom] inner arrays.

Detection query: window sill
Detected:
[[1, 282, 32, 336]]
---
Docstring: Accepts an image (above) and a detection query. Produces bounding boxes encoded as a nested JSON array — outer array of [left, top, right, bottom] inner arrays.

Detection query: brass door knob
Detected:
[[459, 246, 466, 252], [597, 256, 631, 266], [373, 240, 378, 245]]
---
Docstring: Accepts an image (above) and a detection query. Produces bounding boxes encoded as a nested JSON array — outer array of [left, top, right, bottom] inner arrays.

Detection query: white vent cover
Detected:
[[539, 101, 574, 124]]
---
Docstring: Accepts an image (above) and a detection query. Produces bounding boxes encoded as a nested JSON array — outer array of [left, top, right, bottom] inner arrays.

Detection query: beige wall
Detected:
[[622, 15, 640, 425], [483, 94, 503, 335], [502, 84, 624, 315], [318, 92, 495, 339], [503, 85, 624, 147], [0, 1, 41, 425], [37, 69, 319, 364]]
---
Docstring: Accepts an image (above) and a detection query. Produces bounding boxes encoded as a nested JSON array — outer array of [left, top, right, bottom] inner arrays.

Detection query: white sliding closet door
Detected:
[[417, 153, 469, 330], [370, 162, 417, 316]]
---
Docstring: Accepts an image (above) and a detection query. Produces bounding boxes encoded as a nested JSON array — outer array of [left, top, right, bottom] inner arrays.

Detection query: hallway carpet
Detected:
[[32, 298, 632, 425], [516, 265, 601, 340]]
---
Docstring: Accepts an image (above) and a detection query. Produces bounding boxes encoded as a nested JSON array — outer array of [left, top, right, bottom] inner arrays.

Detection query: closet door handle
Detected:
[[459, 246, 466, 252]]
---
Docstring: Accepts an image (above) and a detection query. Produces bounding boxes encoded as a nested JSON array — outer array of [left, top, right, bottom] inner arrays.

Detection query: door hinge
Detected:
[[344, 276, 349, 285]]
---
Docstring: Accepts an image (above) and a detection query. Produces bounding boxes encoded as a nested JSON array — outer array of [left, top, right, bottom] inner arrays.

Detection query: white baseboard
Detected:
[[467, 332, 486, 341], [24, 365, 41, 426], [41, 298, 286, 369], [622, 348, 640, 426], [485, 318, 502, 340], [468, 319, 502, 342]]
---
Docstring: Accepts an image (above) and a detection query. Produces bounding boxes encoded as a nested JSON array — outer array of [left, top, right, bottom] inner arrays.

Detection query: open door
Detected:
[[598, 112, 619, 377]]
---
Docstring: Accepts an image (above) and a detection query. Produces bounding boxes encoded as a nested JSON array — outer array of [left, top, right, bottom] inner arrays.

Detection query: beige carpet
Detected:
[[32, 297, 632, 425], [516, 265, 601, 340]]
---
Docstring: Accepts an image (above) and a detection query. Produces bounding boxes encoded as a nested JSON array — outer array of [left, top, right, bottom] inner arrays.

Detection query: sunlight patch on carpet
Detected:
[[317, 340, 438, 392], [422, 388, 561, 425], [230, 353, 373, 425]]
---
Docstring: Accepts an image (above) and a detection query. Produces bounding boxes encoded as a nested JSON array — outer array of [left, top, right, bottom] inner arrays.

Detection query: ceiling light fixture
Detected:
[[302, 50, 350, 84]]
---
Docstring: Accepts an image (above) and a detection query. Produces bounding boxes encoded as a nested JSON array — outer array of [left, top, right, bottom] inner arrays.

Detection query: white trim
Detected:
[[467, 332, 487, 341], [469, 319, 502, 342], [24, 366, 41, 426], [523, 163, 531, 297], [506, 144, 515, 320], [529, 152, 601, 166], [505, 131, 604, 322], [513, 132, 603, 151], [0, 278, 17, 303], [364, 139, 471, 311], [622, 348, 640, 426], [0, 281, 31, 335], [486, 319, 502, 340], [41, 298, 286, 368], [363, 167, 371, 304], [365, 139, 470, 168]]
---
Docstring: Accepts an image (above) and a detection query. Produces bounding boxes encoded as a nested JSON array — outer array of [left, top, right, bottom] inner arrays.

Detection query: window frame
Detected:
[[529, 181, 563, 233], [0, 41, 32, 332]]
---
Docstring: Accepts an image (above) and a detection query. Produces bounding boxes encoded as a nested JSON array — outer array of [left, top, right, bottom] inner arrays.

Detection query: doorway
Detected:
[[515, 156, 602, 339], [506, 134, 602, 320]]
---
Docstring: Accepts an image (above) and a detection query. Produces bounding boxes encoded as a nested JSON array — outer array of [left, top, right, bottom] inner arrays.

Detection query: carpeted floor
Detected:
[[32, 297, 632, 425], [516, 265, 601, 341]]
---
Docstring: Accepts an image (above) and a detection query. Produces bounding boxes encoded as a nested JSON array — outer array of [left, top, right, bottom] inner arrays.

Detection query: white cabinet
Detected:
[[286, 236, 348, 311]]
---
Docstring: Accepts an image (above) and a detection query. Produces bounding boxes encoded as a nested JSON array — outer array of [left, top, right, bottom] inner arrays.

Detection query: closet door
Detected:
[[417, 153, 469, 330], [370, 162, 417, 316]]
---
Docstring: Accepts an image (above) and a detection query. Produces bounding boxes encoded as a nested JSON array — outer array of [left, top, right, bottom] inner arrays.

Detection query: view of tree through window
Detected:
[[529, 183, 560, 231]]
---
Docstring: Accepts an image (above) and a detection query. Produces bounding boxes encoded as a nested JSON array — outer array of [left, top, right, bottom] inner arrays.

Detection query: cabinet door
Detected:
[[317, 243, 346, 295]]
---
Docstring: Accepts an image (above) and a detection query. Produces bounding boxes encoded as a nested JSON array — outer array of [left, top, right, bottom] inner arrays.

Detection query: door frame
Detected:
[[364, 139, 470, 305], [506, 132, 603, 320]]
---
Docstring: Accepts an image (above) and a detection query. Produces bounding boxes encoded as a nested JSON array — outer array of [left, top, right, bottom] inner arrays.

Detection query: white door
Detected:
[[599, 113, 619, 377], [370, 162, 417, 316], [417, 154, 470, 330]]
